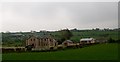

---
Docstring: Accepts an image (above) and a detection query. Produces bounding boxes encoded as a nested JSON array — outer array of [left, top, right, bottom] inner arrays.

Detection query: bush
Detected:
[[57, 47, 63, 50], [25, 45, 33, 51], [108, 38, 115, 43]]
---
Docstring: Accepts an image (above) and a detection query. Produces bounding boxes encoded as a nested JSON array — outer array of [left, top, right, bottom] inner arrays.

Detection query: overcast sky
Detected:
[[0, 2, 118, 32]]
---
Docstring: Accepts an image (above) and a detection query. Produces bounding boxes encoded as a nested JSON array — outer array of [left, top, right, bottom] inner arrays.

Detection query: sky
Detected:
[[0, 1, 118, 32]]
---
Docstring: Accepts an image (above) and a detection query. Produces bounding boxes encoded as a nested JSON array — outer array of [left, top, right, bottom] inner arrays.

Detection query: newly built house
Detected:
[[26, 35, 58, 50]]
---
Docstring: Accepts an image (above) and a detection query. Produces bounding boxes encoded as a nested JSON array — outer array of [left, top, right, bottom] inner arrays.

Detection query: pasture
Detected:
[[70, 30, 118, 42], [2, 43, 118, 60]]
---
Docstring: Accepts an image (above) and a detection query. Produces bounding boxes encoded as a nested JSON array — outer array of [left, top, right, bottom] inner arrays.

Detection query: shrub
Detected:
[[108, 38, 115, 43]]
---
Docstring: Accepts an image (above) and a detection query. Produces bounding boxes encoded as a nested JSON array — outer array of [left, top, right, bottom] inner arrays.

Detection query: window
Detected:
[[39, 41, 40, 46], [55, 43, 57, 46], [44, 43, 45, 46], [50, 39, 52, 41], [41, 39, 43, 41], [45, 39, 46, 41], [46, 43, 47, 46], [34, 39, 35, 41]]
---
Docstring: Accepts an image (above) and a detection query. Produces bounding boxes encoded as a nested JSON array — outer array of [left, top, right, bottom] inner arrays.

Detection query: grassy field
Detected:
[[70, 30, 118, 42], [2, 43, 118, 60]]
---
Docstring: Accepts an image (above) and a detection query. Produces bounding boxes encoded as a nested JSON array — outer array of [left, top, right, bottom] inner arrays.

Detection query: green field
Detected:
[[70, 30, 118, 42], [2, 43, 118, 60]]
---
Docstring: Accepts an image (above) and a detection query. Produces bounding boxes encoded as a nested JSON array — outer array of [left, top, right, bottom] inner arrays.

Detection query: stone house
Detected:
[[26, 35, 58, 50]]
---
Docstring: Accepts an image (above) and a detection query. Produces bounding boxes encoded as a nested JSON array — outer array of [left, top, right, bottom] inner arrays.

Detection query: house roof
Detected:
[[64, 40, 73, 42], [80, 38, 95, 41], [27, 34, 55, 40]]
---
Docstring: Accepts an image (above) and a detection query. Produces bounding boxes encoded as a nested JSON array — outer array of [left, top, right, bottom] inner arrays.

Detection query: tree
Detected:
[[71, 28, 78, 31], [108, 37, 115, 43], [95, 28, 100, 31], [25, 44, 34, 51], [60, 29, 73, 41]]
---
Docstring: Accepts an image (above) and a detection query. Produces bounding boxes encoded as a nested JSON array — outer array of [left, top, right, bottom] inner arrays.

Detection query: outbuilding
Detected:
[[62, 40, 73, 46], [80, 38, 96, 45]]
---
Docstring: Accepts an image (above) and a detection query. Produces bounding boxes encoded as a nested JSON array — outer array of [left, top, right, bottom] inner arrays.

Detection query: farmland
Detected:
[[2, 43, 118, 60], [1, 29, 119, 47]]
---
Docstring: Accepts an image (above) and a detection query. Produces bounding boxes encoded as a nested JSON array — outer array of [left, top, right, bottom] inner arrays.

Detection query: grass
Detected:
[[71, 30, 118, 40], [2, 43, 118, 60]]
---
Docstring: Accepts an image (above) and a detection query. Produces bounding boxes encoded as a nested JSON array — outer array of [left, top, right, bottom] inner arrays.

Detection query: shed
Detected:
[[80, 38, 95, 44], [62, 40, 73, 46]]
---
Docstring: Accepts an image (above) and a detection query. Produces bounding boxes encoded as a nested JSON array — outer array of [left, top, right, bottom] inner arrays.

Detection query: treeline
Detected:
[[70, 28, 120, 32], [108, 37, 119, 43]]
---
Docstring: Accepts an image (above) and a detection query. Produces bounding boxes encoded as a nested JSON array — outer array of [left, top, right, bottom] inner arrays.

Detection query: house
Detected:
[[62, 40, 73, 46], [25, 35, 58, 51], [80, 38, 96, 44]]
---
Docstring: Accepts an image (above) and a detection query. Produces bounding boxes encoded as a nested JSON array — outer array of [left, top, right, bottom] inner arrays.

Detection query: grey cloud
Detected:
[[1, 2, 118, 32]]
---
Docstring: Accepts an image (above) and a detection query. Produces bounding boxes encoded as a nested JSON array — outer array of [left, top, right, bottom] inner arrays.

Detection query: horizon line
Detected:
[[0, 28, 119, 33]]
